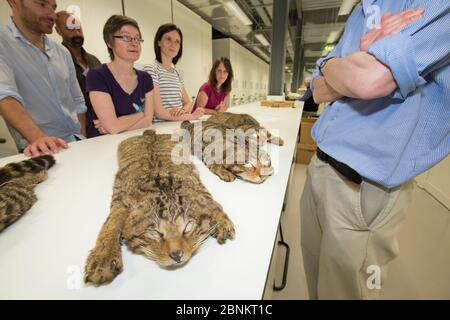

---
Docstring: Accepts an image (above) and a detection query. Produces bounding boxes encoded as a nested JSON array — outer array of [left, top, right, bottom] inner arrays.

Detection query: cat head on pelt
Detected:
[[122, 174, 217, 267]]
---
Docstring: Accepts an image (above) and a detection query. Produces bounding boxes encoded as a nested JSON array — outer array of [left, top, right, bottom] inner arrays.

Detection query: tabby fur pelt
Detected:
[[0, 155, 55, 233], [181, 112, 283, 184], [206, 112, 284, 146], [84, 130, 235, 286]]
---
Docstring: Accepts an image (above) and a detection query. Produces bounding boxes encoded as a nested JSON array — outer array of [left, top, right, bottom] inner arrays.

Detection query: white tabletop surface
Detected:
[[0, 102, 303, 300]]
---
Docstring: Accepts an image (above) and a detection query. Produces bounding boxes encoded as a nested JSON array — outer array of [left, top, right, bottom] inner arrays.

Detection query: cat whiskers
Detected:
[[193, 224, 217, 250], [133, 239, 158, 260], [139, 246, 158, 260]]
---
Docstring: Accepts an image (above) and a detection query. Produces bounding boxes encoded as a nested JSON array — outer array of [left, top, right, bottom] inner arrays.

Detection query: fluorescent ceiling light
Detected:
[[255, 34, 269, 46], [323, 44, 335, 52], [225, 1, 253, 26], [322, 44, 335, 56], [338, 0, 358, 16]]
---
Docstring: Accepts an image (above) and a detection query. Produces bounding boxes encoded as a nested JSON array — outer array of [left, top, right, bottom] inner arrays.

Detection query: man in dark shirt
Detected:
[[55, 11, 101, 137]]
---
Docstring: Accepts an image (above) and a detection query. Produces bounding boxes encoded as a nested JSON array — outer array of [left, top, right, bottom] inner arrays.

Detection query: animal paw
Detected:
[[270, 136, 284, 146], [213, 215, 235, 244], [35, 170, 48, 182], [84, 245, 123, 286], [216, 170, 236, 182], [208, 165, 236, 182]]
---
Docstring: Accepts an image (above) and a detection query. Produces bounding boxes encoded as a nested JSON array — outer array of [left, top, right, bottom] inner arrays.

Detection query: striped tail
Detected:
[[0, 155, 56, 184]]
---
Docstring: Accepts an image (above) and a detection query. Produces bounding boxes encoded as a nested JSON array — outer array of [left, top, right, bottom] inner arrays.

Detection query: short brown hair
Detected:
[[154, 23, 183, 65], [209, 57, 234, 94], [103, 15, 141, 60]]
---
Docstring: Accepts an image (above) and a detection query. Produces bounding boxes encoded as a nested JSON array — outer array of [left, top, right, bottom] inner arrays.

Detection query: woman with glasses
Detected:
[[143, 23, 204, 122], [192, 57, 234, 114], [85, 15, 154, 137]]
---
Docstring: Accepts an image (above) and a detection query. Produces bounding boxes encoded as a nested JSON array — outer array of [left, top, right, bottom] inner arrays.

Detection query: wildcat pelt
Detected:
[[0, 155, 56, 233], [207, 112, 284, 146], [85, 130, 235, 286], [181, 112, 283, 184]]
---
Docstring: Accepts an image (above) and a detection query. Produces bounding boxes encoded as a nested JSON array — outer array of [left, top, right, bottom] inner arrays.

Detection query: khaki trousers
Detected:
[[300, 155, 414, 299]]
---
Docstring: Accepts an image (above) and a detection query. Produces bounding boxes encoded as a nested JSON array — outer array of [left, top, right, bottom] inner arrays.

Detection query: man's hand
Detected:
[[360, 8, 424, 51], [24, 136, 69, 157], [169, 107, 187, 117]]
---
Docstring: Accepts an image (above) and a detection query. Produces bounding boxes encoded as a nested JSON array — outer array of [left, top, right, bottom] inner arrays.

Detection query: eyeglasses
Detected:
[[113, 35, 144, 44]]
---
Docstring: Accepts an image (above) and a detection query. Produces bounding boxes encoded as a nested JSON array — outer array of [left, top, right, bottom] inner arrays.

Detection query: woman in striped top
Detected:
[[143, 23, 204, 122]]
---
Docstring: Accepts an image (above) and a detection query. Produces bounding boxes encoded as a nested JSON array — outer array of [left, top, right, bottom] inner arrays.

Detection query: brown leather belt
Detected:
[[316, 148, 363, 185]]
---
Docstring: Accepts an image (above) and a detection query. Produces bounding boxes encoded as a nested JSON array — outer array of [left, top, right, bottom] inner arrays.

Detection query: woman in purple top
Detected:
[[86, 15, 154, 138], [193, 57, 234, 114]]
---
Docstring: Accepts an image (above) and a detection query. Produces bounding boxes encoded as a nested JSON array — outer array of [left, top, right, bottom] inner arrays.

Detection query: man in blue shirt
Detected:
[[301, 0, 449, 299], [0, 0, 87, 157]]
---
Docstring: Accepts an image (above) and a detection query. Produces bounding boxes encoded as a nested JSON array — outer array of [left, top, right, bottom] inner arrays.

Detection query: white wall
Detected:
[[213, 38, 269, 107], [50, 0, 123, 63], [124, 0, 171, 66], [0, 3, 11, 23], [173, 1, 212, 100], [212, 39, 230, 62]]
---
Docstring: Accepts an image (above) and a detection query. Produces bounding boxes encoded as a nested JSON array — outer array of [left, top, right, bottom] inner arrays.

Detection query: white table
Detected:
[[0, 103, 303, 300]]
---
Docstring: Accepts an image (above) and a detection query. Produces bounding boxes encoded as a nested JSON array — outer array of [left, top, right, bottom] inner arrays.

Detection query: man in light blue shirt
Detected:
[[301, 0, 449, 299], [0, 0, 87, 157]]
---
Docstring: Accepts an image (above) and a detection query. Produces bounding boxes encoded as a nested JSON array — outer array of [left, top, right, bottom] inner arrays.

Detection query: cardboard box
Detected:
[[260, 100, 295, 108], [296, 143, 317, 165], [299, 117, 317, 145]]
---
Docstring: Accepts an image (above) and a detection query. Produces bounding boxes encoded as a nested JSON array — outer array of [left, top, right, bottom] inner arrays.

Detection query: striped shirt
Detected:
[[310, 0, 450, 188], [143, 61, 184, 121]]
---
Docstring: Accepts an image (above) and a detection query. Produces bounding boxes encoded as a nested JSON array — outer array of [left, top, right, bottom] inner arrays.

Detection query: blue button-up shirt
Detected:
[[0, 18, 86, 150], [310, 0, 450, 188]]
